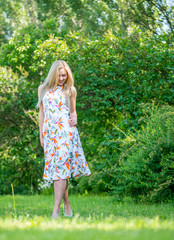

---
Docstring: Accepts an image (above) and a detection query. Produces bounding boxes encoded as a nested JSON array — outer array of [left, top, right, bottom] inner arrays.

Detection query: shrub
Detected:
[[111, 104, 174, 202]]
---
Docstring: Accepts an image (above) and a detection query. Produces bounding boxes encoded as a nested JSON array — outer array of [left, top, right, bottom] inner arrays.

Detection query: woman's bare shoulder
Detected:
[[38, 84, 44, 94], [38, 83, 44, 90], [70, 86, 77, 96]]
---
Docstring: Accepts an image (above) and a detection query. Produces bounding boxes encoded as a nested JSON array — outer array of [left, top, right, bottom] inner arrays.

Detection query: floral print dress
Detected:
[[42, 85, 91, 181]]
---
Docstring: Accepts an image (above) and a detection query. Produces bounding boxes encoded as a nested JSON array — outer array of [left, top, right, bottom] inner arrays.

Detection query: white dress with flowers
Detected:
[[42, 85, 91, 181]]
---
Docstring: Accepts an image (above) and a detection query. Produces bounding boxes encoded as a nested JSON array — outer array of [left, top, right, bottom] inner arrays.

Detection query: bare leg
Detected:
[[63, 179, 72, 215], [52, 179, 67, 217], [63, 179, 68, 201]]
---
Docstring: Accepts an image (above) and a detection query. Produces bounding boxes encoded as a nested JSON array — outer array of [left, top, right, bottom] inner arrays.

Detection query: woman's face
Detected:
[[58, 67, 67, 85]]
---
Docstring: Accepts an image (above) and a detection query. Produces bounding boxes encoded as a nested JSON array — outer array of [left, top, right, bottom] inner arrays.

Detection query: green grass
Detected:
[[0, 193, 174, 240]]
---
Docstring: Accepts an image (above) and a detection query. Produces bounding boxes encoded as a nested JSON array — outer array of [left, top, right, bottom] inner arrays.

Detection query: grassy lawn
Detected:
[[0, 193, 174, 240]]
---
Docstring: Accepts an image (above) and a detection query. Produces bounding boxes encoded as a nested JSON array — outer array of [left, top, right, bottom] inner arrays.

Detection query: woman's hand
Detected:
[[40, 134, 44, 148], [69, 111, 77, 127], [69, 87, 77, 127]]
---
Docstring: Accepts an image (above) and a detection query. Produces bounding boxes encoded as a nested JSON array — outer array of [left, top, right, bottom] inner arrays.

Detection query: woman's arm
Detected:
[[38, 85, 44, 147], [69, 87, 77, 127]]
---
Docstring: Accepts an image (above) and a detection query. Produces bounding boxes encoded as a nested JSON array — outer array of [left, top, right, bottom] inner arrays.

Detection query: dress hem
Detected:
[[42, 172, 91, 181]]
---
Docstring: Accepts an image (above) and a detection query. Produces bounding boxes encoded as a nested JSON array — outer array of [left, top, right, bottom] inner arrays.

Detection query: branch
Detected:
[[146, 0, 174, 33]]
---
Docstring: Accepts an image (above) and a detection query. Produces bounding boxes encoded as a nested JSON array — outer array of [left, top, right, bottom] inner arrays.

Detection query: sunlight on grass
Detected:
[[0, 193, 174, 240], [0, 214, 174, 231]]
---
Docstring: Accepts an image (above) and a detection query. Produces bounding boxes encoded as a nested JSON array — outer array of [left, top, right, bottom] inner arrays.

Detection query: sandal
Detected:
[[63, 203, 73, 217]]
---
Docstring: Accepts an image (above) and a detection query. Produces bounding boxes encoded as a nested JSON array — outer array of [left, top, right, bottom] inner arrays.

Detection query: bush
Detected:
[[0, 67, 43, 194], [0, 24, 173, 196], [111, 104, 174, 202]]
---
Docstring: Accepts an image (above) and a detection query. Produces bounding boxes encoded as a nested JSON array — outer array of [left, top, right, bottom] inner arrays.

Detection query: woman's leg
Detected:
[[63, 179, 73, 215], [63, 179, 68, 200], [52, 179, 67, 217]]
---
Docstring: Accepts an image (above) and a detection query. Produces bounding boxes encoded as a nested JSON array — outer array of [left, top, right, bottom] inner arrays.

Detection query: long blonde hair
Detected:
[[35, 60, 76, 109]]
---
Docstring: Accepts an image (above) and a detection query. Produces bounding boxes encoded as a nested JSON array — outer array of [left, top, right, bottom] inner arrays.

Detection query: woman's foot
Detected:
[[52, 205, 60, 218], [52, 213, 60, 218], [63, 200, 73, 216], [52, 210, 60, 218]]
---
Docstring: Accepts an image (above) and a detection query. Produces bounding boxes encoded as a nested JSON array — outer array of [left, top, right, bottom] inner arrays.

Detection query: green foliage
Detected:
[[111, 104, 174, 202], [0, 67, 43, 194], [0, 22, 173, 200], [0, 0, 173, 47]]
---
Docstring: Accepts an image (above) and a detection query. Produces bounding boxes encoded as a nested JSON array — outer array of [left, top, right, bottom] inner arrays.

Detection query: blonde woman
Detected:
[[36, 60, 91, 218]]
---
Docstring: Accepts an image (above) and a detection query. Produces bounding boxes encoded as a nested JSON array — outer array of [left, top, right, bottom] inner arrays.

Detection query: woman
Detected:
[[36, 60, 91, 218]]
